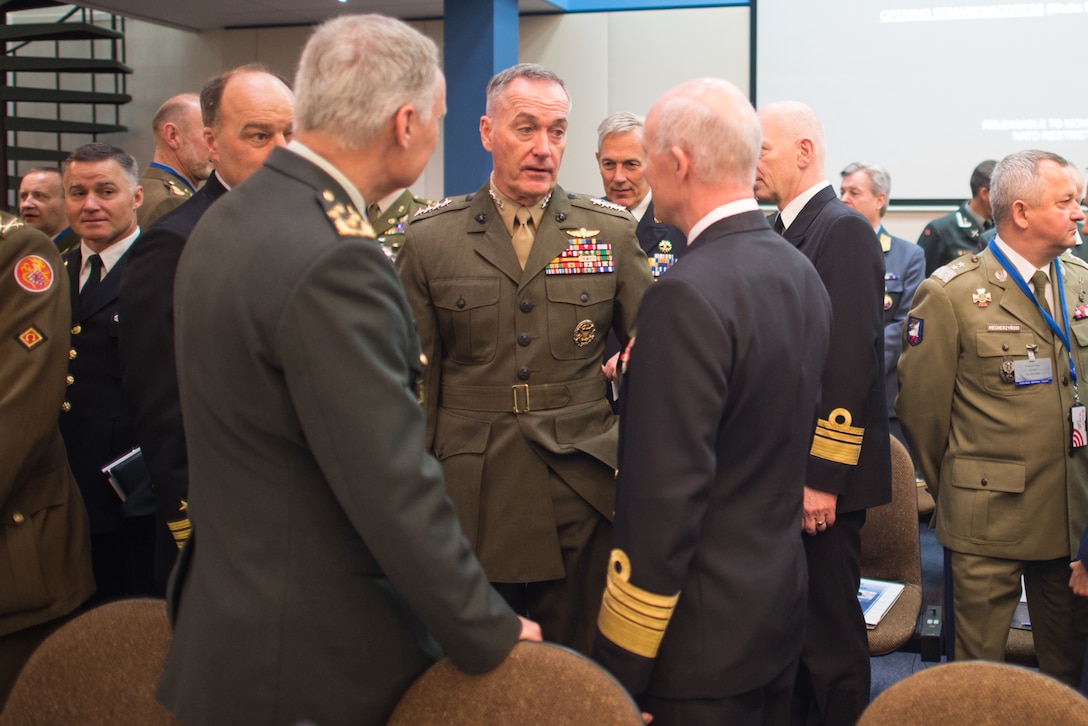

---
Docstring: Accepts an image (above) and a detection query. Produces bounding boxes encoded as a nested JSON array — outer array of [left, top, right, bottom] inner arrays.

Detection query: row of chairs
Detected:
[[0, 598, 1085, 725]]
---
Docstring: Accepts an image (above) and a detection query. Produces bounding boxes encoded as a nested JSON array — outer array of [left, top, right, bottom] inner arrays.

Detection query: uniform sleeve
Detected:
[[807, 214, 884, 494], [1, 230, 70, 504], [395, 228, 442, 449], [885, 243, 927, 393], [895, 278, 958, 497], [119, 228, 191, 547], [918, 223, 946, 278], [608, 217, 652, 345], [592, 277, 721, 695], [280, 239, 518, 674]]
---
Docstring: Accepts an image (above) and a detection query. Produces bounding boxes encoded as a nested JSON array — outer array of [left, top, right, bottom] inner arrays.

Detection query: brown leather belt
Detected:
[[440, 377, 605, 414]]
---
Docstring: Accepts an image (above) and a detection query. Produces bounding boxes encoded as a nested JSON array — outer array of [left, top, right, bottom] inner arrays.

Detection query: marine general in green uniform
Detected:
[[397, 63, 652, 655], [898, 150, 1088, 687]]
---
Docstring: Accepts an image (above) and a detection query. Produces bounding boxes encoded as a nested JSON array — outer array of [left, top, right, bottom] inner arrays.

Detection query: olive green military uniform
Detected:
[[137, 166, 193, 230], [897, 245, 1088, 685], [397, 184, 651, 653], [0, 214, 94, 704], [369, 189, 431, 261], [917, 202, 991, 277]]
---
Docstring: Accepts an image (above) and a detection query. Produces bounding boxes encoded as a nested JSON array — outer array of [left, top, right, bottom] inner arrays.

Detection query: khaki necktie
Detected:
[[512, 207, 534, 269], [1031, 270, 1052, 317]]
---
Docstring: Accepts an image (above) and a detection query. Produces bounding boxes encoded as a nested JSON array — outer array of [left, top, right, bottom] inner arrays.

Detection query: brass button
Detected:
[[71, 324, 82, 335], [12, 513, 24, 524], [419, 353, 428, 367], [61, 401, 71, 412], [66, 375, 74, 386], [68, 348, 77, 360]]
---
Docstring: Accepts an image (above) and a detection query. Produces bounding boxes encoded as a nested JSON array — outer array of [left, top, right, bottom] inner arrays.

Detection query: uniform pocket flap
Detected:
[[950, 457, 1025, 494], [545, 275, 615, 306], [0, 467, 66, 523], [431, 278, 500, 312], [975, 331, 1037, 358], [1072, 318, 1088, 347], [433, 409, 491, 458]]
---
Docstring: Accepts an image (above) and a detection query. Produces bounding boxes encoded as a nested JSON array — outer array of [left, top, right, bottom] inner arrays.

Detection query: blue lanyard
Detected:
[[148, 162, 195, 194], [987, 240, 1078, 397]]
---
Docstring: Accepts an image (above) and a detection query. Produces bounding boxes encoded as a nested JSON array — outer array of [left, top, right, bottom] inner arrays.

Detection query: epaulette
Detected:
[[409, 195, 472, 223], [568, 193, 633, 220], [1062, 250, 1088, 272], [166, 180, 190, 198], [317, 188, 375, 238], [0, 214, 25, 237], [930, 255, 980, 285]]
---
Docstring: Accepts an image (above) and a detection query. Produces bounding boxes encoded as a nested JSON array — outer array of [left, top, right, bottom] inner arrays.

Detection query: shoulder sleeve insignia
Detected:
[[597, 549, 679, 659], [907, 316, 924, 345], [810, 408, 864, 466], [16, 325, 47, 351], [590, 196, 628, 212], [14, 254, 54, 293]]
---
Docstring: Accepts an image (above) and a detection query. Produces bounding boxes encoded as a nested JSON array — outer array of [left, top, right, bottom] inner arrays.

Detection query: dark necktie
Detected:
[[773, 214, 785, 235], [80, 253, 103, 303], [1031, 270, 1051, 317]]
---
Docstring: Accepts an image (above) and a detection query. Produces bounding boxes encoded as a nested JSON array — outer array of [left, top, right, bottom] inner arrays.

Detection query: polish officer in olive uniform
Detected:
[[898, 150, 1088, 688], [397, 63, 652, 655], [367, 187, 431, 261], [0, 213, 94, 708]]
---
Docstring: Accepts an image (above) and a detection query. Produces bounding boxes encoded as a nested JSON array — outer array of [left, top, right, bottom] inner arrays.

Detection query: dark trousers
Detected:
[[791, 509, 869, 726], [86, 514, 157, 607], [642, 657, 798, 726], [492, 470, 611, 655]]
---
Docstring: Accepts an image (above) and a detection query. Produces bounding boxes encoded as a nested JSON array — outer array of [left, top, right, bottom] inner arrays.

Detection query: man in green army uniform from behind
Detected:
[[397, 63, 652, 654]]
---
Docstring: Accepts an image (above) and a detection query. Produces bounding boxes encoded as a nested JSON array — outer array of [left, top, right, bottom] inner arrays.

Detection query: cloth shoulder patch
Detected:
[[907, 316, 924, 345], [15, 325, 47, 351], [597, 549, 679, 659], [14, 254, 54, 293]]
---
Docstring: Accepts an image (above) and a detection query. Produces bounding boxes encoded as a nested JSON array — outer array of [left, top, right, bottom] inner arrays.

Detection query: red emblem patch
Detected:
[[14, 255, 53, 293], [16, 326, 46, 351]]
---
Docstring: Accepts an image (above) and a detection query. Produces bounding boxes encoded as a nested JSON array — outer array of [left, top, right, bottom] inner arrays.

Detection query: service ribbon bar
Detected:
[[546, 240, 614, 275]]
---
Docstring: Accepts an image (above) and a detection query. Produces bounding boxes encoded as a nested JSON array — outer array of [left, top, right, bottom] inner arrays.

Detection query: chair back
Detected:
[[858, 660, 1088, 725], [0, 598, 180, 726], [387, 641, 643, 725]]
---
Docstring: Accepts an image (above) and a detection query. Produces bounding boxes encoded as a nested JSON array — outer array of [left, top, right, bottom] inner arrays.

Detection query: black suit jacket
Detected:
[[158, 148, 519, 725], [59, 243, 141, 533], [119, 173, 228, 588], [635, 199, 687, 260], [779, 186, 891, 513], [593, 210, 832, 698]]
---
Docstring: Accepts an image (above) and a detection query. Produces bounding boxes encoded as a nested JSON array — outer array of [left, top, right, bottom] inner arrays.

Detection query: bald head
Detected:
[[642, 78, 760, 234], [151, 92, 212, 185], [754, 101, 827, 210]]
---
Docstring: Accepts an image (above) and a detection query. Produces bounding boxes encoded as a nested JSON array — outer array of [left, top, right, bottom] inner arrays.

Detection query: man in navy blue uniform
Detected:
[[840, 161, 926, 448], [756, 101, 892, 726], [592, 78, 832, 726]]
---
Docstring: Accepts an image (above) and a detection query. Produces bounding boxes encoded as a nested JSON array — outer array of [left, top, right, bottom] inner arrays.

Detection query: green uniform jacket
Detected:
[[917, 202, 989, 277], [897, 248, 1088, 559], [137, 166, 192, 230], [0, 216, 94, 637], [373, 188, 430, 260], [397, 185, 652, 582]]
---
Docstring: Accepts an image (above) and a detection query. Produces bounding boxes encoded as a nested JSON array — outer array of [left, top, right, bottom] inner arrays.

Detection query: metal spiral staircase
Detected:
[[0, 1, 130, 208]]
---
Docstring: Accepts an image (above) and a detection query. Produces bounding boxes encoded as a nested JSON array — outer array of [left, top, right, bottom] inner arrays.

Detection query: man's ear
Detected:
[[480, 115, 493, 153], [393, 105, 415, 149], [671, 145, 690, 182], [163, 122, 181, 150], [1011, 199, 1030, 230], [796, 137, 815, 169], [133, 184, 144, 210]]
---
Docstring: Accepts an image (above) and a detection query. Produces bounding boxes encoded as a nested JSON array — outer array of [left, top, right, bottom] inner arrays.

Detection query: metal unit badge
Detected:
[[573, 320, 596, 347]]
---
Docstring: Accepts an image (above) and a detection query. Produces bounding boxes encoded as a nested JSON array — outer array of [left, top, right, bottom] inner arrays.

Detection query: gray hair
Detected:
[[990, 150, 1071, 226], [597, 112, 644, 151], [64, 142, 139, 188], [294, 14, 441, 149], [650, 79, 760, 187], [841, 161, 891, 217], [485, 63, 569, 118]]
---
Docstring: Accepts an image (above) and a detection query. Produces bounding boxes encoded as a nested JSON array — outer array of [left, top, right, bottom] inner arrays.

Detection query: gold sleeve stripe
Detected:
[[167, 517, 192, 549], [810, 407, 864, 466], [597, 549, 679, 659]]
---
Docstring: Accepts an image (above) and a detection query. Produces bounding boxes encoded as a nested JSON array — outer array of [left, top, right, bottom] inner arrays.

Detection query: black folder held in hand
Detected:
[[101, 447, 155, 517]]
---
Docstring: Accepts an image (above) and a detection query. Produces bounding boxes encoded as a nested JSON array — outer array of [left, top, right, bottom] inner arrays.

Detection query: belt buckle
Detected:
[[512, 384, 531, 414]]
